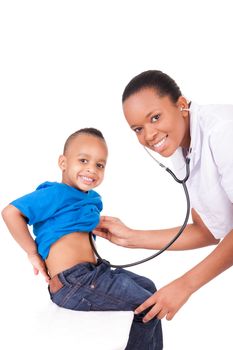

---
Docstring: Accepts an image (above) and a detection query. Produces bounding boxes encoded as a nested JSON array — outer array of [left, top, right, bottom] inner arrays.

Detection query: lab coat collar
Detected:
[[171, 101, 201, 175], [189, 101, 202, 171]]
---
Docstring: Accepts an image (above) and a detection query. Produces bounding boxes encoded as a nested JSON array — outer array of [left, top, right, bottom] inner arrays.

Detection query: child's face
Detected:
[[59, 134, 108, 192]]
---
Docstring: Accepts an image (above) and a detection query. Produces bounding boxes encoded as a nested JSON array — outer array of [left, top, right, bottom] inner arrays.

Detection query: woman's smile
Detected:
[[151, 135, 168, 153]]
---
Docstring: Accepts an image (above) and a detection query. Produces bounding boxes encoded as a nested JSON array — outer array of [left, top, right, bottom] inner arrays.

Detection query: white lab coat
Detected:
[[171, 102, 233, 239]]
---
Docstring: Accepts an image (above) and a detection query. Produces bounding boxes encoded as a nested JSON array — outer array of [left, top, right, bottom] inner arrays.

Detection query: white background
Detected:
[[1, 1, 233, 349]]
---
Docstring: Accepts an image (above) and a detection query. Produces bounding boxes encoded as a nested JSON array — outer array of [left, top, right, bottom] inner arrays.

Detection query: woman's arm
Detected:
[[136, 228, 233, 321], [2, 204, 50, 281], [93, 208, 219, 250], [94, 208, 224, 321]]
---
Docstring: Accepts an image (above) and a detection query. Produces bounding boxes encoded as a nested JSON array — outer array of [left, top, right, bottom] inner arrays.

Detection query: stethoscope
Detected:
[[89, 146, 192, 268]]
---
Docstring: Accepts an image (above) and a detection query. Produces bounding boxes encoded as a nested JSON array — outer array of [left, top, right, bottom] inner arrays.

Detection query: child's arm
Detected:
[[2, 204, 50, 282]]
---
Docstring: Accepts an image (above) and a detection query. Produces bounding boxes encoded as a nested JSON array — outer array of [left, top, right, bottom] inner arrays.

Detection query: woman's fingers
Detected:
[[93, 216, 121, 239], [135, 294, 160, 320], [94, 215, 132, 247], [135, 297, 171, 322], [135, 278, 191, 322], [99, 216, 120, 223], [94, 216, 118, 232], [93, 228, 109, 239]]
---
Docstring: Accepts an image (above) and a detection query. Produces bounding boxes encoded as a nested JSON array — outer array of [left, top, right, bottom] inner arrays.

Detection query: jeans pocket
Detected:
[[62, 294, 92, 311], [74, 297, 92, 311], [56, 285, 92, 311], [51, 287, 92, 311]]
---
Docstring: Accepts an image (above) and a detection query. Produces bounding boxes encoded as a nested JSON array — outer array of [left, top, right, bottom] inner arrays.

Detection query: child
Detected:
[[2, 127, 163, 350]]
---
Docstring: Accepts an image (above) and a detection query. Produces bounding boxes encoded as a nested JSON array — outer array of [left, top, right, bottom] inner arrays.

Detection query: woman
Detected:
[[93, 70, 233, 323]]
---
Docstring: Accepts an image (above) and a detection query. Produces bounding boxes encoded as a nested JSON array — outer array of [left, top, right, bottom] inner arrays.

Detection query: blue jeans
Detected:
[[49, 261, 163, 350]]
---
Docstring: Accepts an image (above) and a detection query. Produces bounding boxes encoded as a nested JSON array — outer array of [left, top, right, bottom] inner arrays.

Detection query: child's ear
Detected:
[[58, 155, 66, 171]]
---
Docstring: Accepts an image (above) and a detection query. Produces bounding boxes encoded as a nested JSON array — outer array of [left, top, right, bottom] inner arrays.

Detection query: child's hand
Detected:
[[27, 252, 50, 283]]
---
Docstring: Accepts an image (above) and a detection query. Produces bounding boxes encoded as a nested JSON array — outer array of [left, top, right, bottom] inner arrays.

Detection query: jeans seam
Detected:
[[59, 283, 82, 307], [86, 285, 136, 310]]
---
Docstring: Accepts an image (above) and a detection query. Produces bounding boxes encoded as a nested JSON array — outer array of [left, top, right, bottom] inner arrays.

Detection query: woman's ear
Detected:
[[177, 96, 189, 113], [58, 155, 66, 171]]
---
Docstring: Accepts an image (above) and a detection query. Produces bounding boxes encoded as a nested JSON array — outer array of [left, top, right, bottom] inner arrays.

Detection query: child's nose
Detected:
[[86, 164, 95, 173]]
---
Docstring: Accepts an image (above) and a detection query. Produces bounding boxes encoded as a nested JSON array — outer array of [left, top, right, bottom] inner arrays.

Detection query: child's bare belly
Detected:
[[45, 232, 97, 278]]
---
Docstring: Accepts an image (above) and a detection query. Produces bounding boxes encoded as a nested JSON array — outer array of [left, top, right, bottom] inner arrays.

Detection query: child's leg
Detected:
[[49, 261, 163, 349], [113, 268, 157, 294], [113, 268, 163, 350]]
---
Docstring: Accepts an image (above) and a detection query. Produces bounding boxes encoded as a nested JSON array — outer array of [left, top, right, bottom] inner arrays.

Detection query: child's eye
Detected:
[[151, 114, 160, 122], [97, 163, 105, 169], [79, 159, 88, 163]]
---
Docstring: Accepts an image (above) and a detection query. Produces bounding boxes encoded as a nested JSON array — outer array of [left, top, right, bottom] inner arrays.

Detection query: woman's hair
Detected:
[[63, 127, 105, 154], [122, 70, 182, 103]]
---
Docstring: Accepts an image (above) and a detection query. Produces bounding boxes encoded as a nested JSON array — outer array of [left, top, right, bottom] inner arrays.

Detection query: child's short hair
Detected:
[[63, 128, 106, 154]]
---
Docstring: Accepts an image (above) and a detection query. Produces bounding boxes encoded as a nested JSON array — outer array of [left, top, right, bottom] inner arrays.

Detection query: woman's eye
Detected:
[[151, 114, 160, 122], [133, 127, 142, 134]]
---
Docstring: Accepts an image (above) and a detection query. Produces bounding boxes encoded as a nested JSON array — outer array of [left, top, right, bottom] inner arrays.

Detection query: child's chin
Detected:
[[77, 183, 93, 192]]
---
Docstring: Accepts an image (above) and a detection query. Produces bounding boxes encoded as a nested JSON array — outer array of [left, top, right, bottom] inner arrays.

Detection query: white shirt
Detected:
[[171, 102, 233, 239]]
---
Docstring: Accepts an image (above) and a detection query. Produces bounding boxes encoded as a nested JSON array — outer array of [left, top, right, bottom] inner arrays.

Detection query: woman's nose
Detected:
[[144, 124, 157, 141]]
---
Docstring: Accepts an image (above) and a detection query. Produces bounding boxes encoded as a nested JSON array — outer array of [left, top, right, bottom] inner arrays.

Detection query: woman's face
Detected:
[[123, 88, 190, 157]]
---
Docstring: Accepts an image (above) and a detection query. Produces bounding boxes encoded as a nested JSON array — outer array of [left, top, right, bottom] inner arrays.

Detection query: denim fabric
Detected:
[[49, 261, 163, 350]]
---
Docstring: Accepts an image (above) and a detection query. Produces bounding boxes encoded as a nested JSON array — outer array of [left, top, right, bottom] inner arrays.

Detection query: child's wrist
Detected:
[[27, 250, 39, 257]]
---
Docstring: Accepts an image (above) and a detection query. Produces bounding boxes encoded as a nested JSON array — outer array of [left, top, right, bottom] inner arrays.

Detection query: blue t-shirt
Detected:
[[10, 182, 103, 260]]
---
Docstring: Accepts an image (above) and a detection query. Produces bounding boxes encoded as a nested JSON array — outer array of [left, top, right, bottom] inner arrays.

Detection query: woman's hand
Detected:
[[93, 216, 134, 247], [27, 252, 50, 283], [135, 276, 192, 321]]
